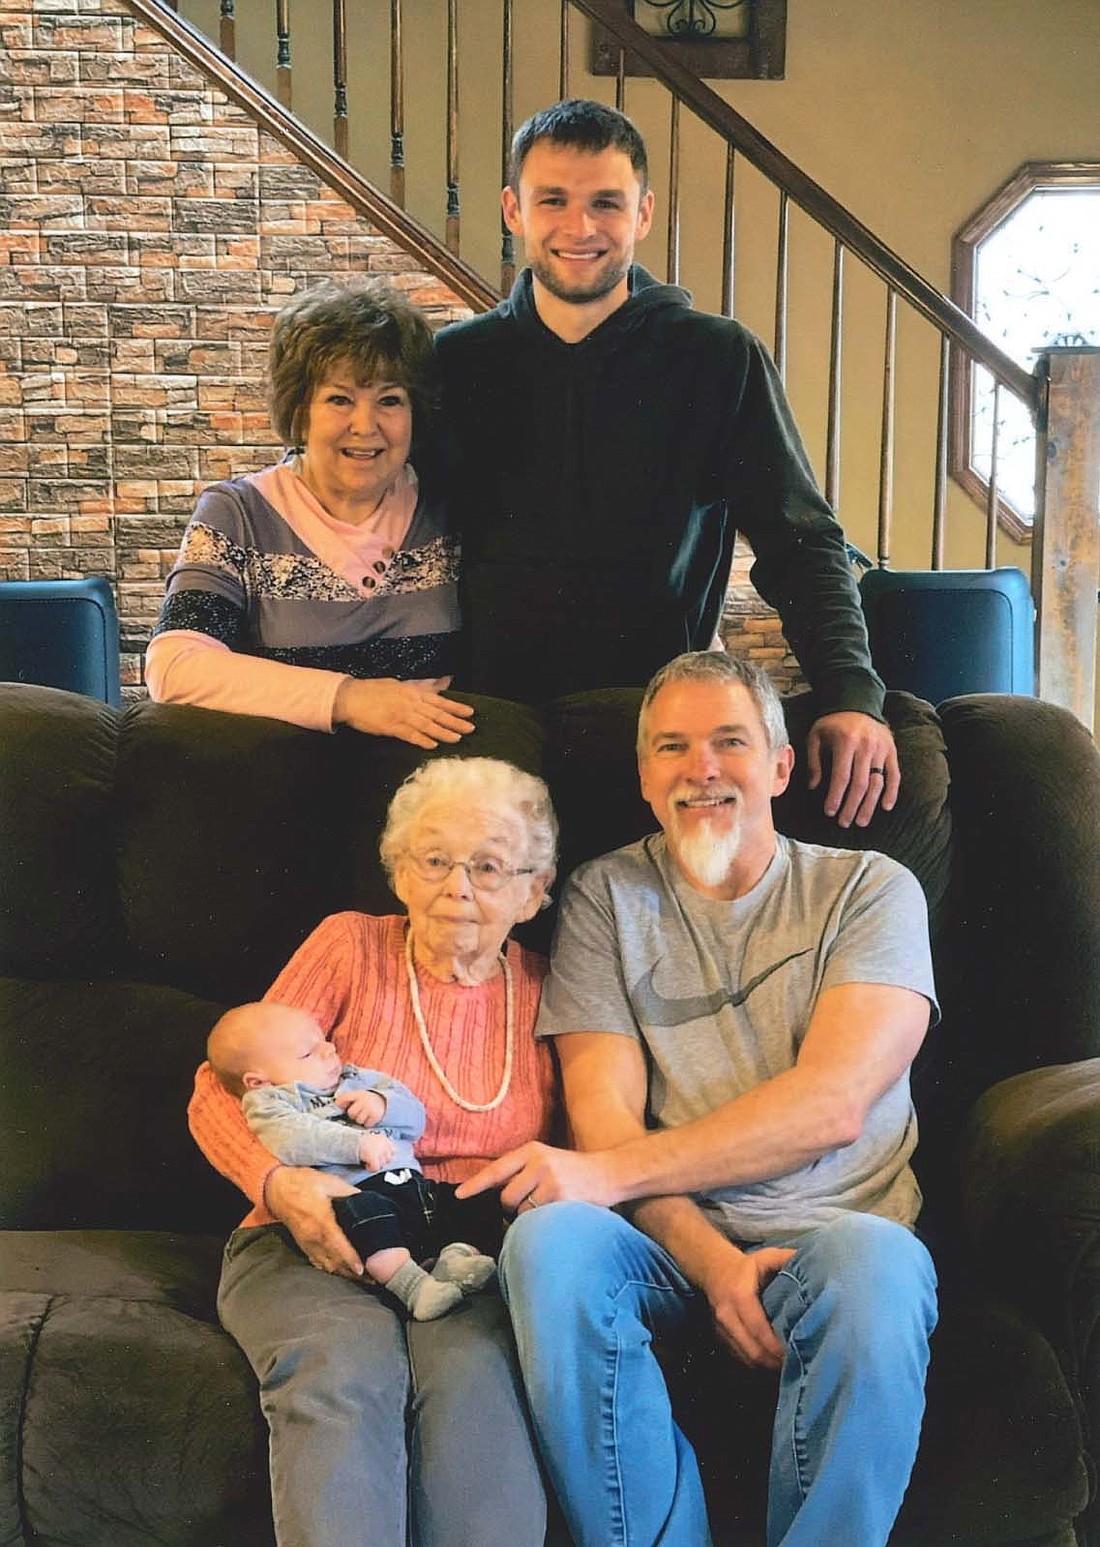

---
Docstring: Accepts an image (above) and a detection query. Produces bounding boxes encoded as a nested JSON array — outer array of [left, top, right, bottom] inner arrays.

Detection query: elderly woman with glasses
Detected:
[[188, 756, 559, 1547], [146, 278, 474, 751]]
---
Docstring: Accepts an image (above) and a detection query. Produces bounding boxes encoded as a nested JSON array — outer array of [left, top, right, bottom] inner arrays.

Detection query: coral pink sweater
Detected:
[[188, 912, 555, 1228]]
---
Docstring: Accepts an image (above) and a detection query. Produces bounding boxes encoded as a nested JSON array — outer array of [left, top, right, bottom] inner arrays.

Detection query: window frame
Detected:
[[949, 160, 1100, 543]]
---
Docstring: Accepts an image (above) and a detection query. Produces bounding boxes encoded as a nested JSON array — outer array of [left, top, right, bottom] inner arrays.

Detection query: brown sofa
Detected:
[[1, 680, 1098, 1545]]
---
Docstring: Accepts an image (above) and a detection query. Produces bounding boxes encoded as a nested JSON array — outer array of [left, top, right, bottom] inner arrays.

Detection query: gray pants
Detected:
[[218, 1223, 547, 1547]]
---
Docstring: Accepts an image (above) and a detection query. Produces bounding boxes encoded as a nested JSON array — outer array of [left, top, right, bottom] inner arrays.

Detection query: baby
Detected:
[[207, 1001, 497, 1321]]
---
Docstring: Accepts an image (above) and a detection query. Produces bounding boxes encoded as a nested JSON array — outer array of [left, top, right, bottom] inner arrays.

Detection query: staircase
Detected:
[[11, 0, 1099, 723]]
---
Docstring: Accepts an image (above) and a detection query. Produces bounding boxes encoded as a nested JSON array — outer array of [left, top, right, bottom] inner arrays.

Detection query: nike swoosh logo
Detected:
[[632, 949, 811, 1027]]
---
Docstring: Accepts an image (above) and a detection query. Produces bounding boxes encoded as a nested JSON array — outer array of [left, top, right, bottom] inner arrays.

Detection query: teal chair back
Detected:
[[0, 578, 122, 707]]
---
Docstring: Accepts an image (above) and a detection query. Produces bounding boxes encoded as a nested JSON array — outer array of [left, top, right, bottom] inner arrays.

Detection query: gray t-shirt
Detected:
[[537, 833, 938, 1241]]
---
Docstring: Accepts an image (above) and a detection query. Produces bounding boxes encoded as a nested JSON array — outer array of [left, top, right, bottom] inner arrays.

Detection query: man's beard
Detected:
[[668, 800, 742, 890], [528, 250, 629, 306]]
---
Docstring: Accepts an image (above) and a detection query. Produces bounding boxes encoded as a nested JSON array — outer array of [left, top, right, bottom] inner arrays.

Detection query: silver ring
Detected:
[[526, 1195, 540, 1209], [869, 766, 886, 776]]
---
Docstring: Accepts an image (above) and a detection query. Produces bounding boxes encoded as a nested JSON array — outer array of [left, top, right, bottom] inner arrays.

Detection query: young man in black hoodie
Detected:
[[435, 99, 896, 828]]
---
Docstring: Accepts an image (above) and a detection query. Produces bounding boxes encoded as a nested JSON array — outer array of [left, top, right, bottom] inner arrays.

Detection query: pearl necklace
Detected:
[[404, 927, 515, 1112]]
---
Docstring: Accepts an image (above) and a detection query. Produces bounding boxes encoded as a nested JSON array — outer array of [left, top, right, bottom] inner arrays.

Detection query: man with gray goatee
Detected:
[[460, 650, 938, 1547]]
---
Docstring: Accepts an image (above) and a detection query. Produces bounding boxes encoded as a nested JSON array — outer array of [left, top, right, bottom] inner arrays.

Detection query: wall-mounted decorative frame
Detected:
[[590, 0, 787, 80]]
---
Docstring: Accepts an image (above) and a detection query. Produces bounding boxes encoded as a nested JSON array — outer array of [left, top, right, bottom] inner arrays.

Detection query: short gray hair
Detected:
[[637, 651, 789, 755], [380, 756, 558, 899]]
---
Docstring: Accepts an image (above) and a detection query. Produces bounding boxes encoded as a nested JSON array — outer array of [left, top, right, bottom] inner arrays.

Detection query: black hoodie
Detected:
[[435, 266, 884, 715]]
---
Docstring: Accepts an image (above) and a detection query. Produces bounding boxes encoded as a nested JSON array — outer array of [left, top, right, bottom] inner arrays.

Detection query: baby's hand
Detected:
[[358, 1132, 397, 1171], [338, 1088, 387, 1127]]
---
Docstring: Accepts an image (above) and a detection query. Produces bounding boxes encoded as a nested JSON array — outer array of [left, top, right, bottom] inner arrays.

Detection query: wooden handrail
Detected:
[[570, 0, 1039, 415], [124, 0, 498, 314], [131, 0, 1035, 414]]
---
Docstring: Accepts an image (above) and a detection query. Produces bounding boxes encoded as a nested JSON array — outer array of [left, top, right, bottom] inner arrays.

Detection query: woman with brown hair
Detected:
[[147, 278, 473, 750]]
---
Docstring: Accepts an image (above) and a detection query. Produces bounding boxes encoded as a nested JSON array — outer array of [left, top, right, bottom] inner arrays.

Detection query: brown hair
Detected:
[[509, 98, 649, 191], [267, 278, 437, 450]]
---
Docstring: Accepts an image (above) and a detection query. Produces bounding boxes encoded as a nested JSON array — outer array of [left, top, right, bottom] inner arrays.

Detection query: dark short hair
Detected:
[[508, 98, 648, 191], [267, 278, 437, 449], [637, 651, 790, 755]]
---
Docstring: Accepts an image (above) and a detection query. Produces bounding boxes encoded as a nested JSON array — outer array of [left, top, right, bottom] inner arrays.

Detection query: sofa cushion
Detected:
[[114, 694, 548, 1006], [774, 689, 953, 938], [0, 977, 240, 1233], [939, 694, 1100, 1093], [895, 1298, 1087, 1546], [0, 1231, 271, 1547], [0, 684, 122, 981], [116, 702, 349, 1006], [668, 1295, 1086, 1547], [543, 688, 653, 873]]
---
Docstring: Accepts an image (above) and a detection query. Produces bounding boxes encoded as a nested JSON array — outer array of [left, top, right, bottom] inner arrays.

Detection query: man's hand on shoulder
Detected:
[[806, 711, 899, 828], [264, 1165, 363, 1279]]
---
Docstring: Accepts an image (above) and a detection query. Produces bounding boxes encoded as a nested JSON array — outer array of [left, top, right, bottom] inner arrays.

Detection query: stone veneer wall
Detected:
[[0, 0, 800, 697]]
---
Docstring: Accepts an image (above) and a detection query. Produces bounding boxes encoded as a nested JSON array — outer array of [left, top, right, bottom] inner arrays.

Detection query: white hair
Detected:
[[379, 756, 558, 899]]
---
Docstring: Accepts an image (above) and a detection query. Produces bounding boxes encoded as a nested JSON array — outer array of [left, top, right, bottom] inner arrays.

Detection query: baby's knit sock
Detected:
[[431, 1241, 497, 1294], [386, 1258, 463, 1321]]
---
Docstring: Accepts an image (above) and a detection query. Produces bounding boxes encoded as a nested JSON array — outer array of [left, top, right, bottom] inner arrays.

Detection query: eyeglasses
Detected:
[[403, 850, 536, 893]]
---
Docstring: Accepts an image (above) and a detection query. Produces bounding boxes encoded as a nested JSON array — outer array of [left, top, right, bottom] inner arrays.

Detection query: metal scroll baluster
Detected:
[[985, 379, 1001, 568], [559, 1, 571, 100], [501, 0, 515, 293], [931, 333, 950, 569], [825, 240, 844, 511], [390, 0, 405, 207], [332, 0, 348, 161], [666, 94, 681, 286], [877, 287, 898, 567], [445, 0, 460, 254], [219, 0, 235, 60], [275, 0, 291, 109], [720, 143, 735, 318], [773, 188, 789, 382]]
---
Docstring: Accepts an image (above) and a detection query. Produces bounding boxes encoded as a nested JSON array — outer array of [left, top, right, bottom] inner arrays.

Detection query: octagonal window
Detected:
[[951, 163, 1100, 540]]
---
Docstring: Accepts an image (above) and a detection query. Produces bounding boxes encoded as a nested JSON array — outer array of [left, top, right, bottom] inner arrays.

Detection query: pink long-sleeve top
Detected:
[[188, 912, 555, 1228]]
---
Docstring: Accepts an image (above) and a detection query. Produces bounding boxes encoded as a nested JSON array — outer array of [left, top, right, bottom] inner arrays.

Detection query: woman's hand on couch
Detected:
[[333, 677, 475, 748], [265, 1165, 364, 1279]]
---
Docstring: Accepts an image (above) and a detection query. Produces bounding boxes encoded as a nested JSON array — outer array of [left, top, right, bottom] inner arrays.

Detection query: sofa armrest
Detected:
[[961, 1060, 1100, 1452], [938, 696, 1100, 1092]]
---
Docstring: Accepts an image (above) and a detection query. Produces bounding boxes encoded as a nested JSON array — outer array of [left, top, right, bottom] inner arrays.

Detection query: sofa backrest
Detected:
[[0, 683, 954, 1000], [8, 679, 1098, 1236]]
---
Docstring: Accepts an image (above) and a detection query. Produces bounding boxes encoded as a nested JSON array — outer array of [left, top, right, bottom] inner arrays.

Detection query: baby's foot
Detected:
[[431, 1241, 497, 1294], [386, 1257, 464, 1320], [408, 1274, 464, 1321]]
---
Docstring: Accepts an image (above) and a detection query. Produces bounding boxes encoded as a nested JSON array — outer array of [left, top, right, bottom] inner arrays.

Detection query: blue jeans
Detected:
[[498, 1203, 937, 1547]]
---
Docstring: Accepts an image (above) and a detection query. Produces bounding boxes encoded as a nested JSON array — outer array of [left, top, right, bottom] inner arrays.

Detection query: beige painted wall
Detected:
[[180, 0, 1098, 582]]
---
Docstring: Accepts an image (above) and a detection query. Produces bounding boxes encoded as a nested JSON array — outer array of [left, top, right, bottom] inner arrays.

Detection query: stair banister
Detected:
[[124, 0, 497, 314], [571, 0, 1037, 415]]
